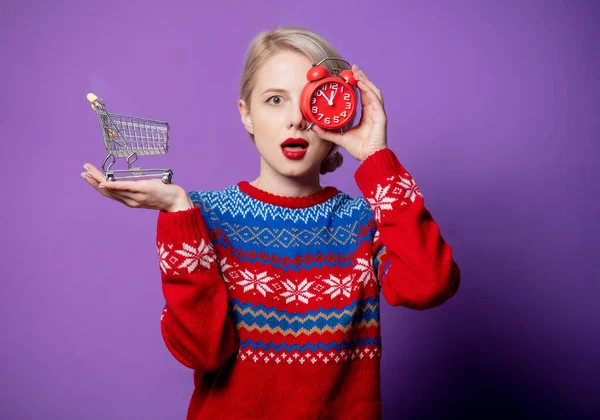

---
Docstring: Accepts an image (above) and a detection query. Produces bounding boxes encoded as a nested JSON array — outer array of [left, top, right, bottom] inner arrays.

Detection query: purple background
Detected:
[[2, 0, 598, 418]]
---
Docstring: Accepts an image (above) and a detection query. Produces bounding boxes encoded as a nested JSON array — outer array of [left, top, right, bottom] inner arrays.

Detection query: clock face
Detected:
[[305, 77, 356, 129]]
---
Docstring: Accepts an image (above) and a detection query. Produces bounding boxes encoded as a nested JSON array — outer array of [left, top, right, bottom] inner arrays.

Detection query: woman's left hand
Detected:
[[311, 64, 388, 162]]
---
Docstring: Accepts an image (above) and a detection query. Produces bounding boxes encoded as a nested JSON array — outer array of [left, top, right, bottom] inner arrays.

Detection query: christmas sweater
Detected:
[[155, 147, 460, 419]]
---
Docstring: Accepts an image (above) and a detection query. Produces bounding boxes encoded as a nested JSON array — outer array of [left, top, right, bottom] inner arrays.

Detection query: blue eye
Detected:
[[267, 95, 283, 105]]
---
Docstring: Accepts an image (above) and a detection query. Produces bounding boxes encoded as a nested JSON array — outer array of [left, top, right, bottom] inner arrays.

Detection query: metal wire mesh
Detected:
[[96, 111, 169, 158]]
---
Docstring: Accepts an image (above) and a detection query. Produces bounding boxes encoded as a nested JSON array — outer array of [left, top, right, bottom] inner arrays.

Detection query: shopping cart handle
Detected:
[[87, 92, 100, 110]]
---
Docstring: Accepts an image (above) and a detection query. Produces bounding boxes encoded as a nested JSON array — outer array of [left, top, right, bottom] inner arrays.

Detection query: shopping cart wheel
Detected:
[[161, 171, 173, 184]]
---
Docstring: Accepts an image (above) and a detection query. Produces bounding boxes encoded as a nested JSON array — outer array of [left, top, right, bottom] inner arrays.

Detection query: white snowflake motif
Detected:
[[157, 243, 171, 274], [323, 275, 353, 299], [354, 257, 375, 287], [367, 184, 397, 222], [396, 174, 422, 203], [237, 270, 275, 297], [175, 240, 215, 273], [280, 279, 316, 304], [218, 257, 233, 283]]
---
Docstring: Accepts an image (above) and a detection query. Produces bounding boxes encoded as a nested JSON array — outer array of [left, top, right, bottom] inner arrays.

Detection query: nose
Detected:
[[288, 104, 307, 130]]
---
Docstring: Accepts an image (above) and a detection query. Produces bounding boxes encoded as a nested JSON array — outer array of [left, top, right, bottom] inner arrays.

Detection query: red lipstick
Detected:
[[281, 138, 309, 160]]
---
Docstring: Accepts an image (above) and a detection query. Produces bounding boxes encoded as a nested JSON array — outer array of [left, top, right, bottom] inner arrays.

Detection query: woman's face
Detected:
[[238, 49, 333, 179]]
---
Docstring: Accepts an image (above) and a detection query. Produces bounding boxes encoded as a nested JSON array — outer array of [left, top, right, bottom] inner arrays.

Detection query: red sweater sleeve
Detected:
[[156, 205, 239, 370], [354, 148, 461, 310]]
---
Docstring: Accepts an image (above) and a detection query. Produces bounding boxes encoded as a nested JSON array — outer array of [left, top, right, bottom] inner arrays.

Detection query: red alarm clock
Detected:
[[300, 57, 358, 133]]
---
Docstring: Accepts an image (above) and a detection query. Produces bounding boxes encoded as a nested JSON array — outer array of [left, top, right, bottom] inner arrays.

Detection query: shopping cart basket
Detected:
[[86, 93, 173, 183]]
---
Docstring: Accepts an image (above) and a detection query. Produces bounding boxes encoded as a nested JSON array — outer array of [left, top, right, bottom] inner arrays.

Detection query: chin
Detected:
[[278, 166, 314, 178], [273, 161, 320, 178]]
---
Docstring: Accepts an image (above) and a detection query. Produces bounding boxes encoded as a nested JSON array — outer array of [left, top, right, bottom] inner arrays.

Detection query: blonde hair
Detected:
[[239, 26, 356, 175]]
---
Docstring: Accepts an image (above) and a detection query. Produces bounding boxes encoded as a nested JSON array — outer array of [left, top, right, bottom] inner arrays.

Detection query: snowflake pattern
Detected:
[[367, 184, 397, 222], [280, 279, 316, 304], [323, 275, 353, 299], [219, 257, 233, 283], [237, 270, 275, 297], [367, 173, 422, 222], [174, 240, 216, 273], [354, 257, 375, 287], [157, 243, 171, 274], [397, 174, 422, 203]]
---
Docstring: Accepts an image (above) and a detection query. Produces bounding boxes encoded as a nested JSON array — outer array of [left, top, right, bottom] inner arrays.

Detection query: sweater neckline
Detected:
[[237, 181, 338, 209]]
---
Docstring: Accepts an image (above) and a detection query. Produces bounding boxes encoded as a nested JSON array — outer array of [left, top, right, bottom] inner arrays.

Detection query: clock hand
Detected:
[[328, 90, 337, 106], [317, 90, 332, 106]]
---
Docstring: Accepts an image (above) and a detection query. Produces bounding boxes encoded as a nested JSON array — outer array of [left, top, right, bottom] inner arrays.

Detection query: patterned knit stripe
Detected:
[[230, 296, 378, 317], [231, 299, 379, 335], [233, 306, 379, 334], [241, 329, 380, 349], [237, 318, 380, 337], [237, 343, 381, 364], [218, 220, 367, 250], [188, 188, 372, 224], [233, 301, 379, 322], [209, 226, 372, 269], [225, 248, 359, 270], [207, 219, 373, 271], [240, 336, 381, 353]]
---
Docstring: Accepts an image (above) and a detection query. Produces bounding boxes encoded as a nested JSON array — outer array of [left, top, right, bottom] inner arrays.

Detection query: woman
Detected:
[[81, 26, 460, 420]]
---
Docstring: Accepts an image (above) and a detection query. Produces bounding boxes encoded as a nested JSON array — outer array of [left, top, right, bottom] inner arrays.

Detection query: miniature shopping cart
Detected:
[[86, 93, 173, 183]]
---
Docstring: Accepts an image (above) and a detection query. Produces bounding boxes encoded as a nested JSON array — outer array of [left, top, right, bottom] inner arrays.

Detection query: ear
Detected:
[[238, 99, 254, 135]]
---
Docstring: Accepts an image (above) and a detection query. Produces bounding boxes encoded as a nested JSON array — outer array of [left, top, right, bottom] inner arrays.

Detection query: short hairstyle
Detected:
[[239, 26, 356, 174]]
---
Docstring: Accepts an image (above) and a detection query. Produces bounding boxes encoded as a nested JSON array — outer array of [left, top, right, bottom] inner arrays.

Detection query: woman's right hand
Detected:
[[81, 163, 193, 212]]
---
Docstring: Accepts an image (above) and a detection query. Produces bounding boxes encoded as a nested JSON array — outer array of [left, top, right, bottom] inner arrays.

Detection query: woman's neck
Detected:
[[250, 162, 323, 198]]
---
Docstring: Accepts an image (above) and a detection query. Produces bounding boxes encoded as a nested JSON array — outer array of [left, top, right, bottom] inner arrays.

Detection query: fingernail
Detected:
[[83, 164, 89, 170], [354, 64, 360, 70], [81, 174, 87, 180], [98, 184, 106, 189]]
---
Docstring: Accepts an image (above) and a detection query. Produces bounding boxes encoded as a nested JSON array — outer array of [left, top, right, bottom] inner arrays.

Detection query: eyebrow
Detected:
[[261, 88, 289, 96]]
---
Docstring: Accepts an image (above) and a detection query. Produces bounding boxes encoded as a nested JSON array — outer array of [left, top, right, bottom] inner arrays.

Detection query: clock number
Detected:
[[341, 111, 347, 117], [345, 102, 352, 109], [312, 106, 318, 114], [344, 93, 350, 100], [324, 117, 331, 125], [333, 116, 339, 124], [318, 113, 324, 120], [311, 97, 316, 105], [331, 83, 338, 90], [321, 84, 328, 91]]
